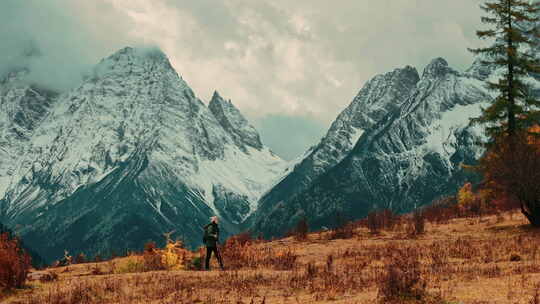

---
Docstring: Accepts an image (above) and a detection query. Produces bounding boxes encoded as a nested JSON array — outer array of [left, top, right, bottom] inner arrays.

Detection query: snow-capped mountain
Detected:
[[248, 66, 420, 227], [251, 57, 499, 236], [0, 47, 285, 262], [250, 9, 539, 236]]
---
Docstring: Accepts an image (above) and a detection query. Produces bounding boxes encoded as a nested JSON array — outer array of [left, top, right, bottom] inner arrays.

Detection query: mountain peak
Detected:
[[209, 92, 263, 151], [93, 46, 174, 79], [212, 90, 223, 100], [422, 57, 453, 78], [109, 46, 168, 61]]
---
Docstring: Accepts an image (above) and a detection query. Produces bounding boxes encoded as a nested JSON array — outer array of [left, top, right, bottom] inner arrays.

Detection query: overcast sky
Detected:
[[1, 0, 485, 160]]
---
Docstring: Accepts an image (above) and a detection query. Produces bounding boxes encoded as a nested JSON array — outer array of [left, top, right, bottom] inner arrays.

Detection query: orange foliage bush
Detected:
[[142, 241, 165, 271], [0, 232, 31, 290], [480, 131, 540, 226]]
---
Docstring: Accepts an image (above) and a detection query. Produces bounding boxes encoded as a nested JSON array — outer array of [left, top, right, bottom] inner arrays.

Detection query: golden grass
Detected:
[[3, 210, 540, 303]]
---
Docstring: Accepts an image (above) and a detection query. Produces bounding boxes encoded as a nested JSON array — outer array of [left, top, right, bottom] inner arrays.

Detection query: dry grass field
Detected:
[[2, 209, 540, 304]]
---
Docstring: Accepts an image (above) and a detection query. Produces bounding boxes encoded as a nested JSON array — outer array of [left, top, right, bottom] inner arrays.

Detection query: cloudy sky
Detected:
[[1, 0, 485, 160]]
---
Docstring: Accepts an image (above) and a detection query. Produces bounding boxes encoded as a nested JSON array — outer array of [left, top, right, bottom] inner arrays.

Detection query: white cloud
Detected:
[[0, 0, 486, 159]]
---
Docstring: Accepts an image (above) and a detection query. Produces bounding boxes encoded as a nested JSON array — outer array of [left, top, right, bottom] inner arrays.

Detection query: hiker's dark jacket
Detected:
[[204, 222, 219, 247]]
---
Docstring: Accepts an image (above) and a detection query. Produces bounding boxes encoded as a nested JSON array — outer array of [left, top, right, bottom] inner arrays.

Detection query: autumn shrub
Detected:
[[406, 211, 425, 237], [422, 196, 457, 224], [115, 255, 146, 274], [378, 247, 427, 302], [267, 248, 297, 270], [480, 132, 540, 226], [0, 232, 32, 290], [380, 209, 398, 230], [114, 241, 170, 274], [74, 253, 86, 264], [232, 231, 253, 246], [365, 208, 398, 234], [160, 240, 191, 271], [220, 237, 254, 270], [367, 211, 381, 234], [457, 183, 494, 217], [143, 241, 165, 271], [414, 211, 425, 235], [188, 255, 203, 270], [287, 217, 309, 241], [322, 211, 357, 239], [328, 222, 355, 240]]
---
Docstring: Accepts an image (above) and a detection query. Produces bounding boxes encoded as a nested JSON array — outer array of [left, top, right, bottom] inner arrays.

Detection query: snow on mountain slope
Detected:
[[189, 145, 287, 220], [0, 69, 57, 198], [0, 46, 285, 262]]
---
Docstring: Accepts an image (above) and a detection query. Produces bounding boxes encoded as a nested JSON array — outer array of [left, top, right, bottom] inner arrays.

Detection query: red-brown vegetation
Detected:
[[480, 131, 540, 226], [3, 196, 540, 303], [0, 232, 31, 291]]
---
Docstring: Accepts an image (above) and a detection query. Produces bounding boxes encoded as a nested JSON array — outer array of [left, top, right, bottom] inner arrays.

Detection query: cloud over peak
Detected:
[[1, 0, 485, 159]]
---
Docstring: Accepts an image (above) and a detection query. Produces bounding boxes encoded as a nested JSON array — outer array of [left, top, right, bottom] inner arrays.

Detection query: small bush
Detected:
[[367, 211, 381, 234], [143, 241, 165, 271], [366, 209, 397, 234], [160, 240, 190, 271], [414, 211, 425, 235], [422, 196, 457, 224], [378, 247, 427, 302], [327, 212, 355, 239], [407, 211, 425, 237], [289, 218, 309, 241], [328, 222, 355, 240], [268, 248, 297, 270], [188, 256, 203, 271], [74, 253, 86, 264], [115, 255, 146, 274], [233, 231, 253, 246], [0, 232, 31, 290]]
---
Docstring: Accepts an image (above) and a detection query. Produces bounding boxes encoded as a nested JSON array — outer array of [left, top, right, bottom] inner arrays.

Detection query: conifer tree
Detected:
[[469, 0, 540, 139]]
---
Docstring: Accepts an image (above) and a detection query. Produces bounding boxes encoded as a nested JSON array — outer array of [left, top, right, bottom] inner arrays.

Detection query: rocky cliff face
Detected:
[[251, 58, 500, 236], [0, 47, 285, 262], [209, 91, 264, 152]]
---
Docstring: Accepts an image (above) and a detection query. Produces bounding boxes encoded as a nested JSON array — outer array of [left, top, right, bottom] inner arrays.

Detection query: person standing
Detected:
[[203, 216, 224, 270]]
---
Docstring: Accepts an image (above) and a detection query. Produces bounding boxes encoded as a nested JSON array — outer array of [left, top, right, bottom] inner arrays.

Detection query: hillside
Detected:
[[3, 208, 540, 304]]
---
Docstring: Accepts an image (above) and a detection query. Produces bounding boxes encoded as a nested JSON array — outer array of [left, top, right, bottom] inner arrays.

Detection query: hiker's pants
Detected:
[[205, 246, 223, 269]]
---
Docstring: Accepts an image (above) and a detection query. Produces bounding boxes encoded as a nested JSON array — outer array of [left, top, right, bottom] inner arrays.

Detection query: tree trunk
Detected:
[[507, 0, 516, 139], [521, 202, 540, 227]]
